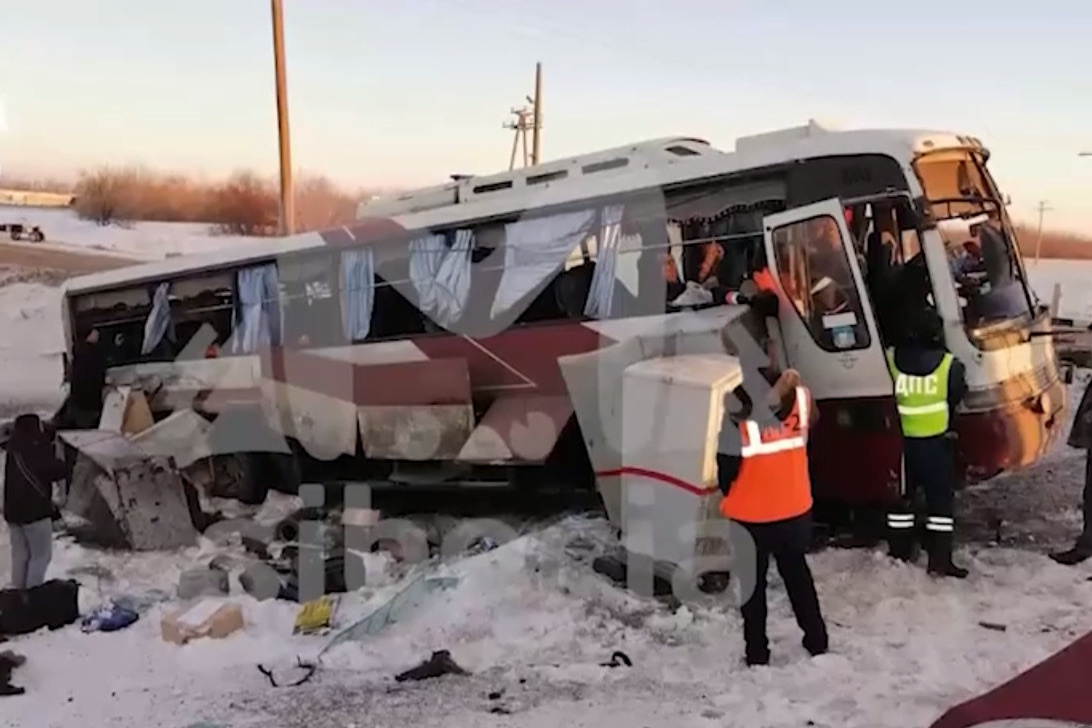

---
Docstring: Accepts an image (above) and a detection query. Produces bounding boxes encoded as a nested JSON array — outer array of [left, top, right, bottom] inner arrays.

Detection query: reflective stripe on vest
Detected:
[[720, 386, 813, 524], [886, 349, 953, 438]]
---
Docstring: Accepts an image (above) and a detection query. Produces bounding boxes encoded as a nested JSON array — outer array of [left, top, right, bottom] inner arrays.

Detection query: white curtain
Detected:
[[583, 204, 625, 318], [140, 282, 171, 355], [432, 229, 473, 327], [341, 247, 376, 342], [490, 209, 596, 319], [407, 230, 473, 329], [408, 234, 445, 315], [232, 263, 281, 354]]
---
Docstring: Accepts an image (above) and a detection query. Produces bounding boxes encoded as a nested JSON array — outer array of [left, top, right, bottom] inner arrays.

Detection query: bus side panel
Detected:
[[809, 397, 902, 506]]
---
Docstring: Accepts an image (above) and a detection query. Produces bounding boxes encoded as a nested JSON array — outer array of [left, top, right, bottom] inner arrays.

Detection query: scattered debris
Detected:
[[318, 574, 459, 656], [257, 657, 317, 688], [161, 601, 244, 645], [293, 595, 341, 635], [395, 650, 469, 682], [599, 650, 633, 668], [81, 603, 140, 633], [0, 579, 81, 636], [0, 650, 27, 697], [177, 566, 230, 600], [979, 621, 1008, 632]]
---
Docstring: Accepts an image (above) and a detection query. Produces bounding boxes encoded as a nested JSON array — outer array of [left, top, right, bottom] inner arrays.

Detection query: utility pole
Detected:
[[531, 62, 542, 166], [503, 107, 533, 170], [271, 0, 295, 236], [501, 63, 543, 170], [1034, 200, 1052, 265]]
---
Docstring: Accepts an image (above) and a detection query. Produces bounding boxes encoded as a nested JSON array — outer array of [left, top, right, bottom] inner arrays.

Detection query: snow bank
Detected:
[[1027, 259, 1092, 322], [0, 282, 66, 414]]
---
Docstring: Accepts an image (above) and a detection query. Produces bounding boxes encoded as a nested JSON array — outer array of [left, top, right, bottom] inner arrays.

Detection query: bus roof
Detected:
[[63, 123, 985, 297]]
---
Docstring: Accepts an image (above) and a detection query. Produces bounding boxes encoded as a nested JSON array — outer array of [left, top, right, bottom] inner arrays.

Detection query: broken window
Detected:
[[280, 251, 343, 348]]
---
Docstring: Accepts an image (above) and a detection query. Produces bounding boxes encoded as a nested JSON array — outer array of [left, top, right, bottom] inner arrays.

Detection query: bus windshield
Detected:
[[912, 149, 1035, 332]]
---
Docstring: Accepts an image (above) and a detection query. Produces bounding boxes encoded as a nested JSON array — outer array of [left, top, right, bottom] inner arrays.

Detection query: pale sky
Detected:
[[2, 0, 1091, 232]]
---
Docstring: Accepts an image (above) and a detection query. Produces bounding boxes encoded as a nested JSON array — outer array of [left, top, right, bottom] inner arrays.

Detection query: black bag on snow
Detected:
[[0, 579, 80, 636]]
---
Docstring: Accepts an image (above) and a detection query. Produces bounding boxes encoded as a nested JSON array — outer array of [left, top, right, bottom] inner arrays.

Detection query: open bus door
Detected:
[[761, 198, 902, 508]]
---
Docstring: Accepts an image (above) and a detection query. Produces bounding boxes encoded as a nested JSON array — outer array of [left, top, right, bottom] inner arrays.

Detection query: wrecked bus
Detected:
[[57, 122, 1066, 563]]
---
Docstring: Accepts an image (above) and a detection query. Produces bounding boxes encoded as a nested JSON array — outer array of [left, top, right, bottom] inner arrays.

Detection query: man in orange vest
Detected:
[[717, 367, 829, 666]]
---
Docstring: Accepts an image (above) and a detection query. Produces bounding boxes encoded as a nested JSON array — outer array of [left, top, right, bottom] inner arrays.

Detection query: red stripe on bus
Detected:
[[595, 467, 709, 497]]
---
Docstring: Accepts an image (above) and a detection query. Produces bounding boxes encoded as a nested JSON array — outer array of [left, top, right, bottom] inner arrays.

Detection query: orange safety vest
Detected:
[[719, 385, 813, 524]]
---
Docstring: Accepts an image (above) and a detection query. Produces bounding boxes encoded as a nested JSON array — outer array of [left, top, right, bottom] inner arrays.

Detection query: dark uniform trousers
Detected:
[[889, 435, 957, 555], [1076, 449, 1092, 549], [738, 512, 828, 664]]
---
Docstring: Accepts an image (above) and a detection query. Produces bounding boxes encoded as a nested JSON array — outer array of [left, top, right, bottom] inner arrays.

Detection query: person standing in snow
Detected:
[[3, 414, 67, 590], [1049, 374, 1092, 565], [885, 309, 968, 578], [716, 365, 829, 666]]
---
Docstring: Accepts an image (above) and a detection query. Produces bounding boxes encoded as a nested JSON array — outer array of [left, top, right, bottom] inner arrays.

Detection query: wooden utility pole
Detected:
[[271, 0, 295, 236], [1033, 200, 1052, 265], [531, 62, 542, 166]]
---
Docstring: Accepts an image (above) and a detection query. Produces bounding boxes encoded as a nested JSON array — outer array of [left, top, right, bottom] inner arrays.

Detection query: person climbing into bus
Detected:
[[65, 327, 108, 430], [886, 308, 969, 578], [1048, 374, 1092, 565], [716, 364, 828, 666]]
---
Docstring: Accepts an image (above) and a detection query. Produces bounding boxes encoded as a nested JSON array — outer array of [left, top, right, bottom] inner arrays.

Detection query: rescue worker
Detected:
[[717, 365, 829, 666], [1048, 374, 1092, 565], [885, 309, 969, 578]]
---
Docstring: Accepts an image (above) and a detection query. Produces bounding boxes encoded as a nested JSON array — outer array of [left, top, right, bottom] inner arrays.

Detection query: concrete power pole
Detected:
[[502, 63, 543, 170], [1034, 200, 1052, 265], [271, 0, 295, 236]]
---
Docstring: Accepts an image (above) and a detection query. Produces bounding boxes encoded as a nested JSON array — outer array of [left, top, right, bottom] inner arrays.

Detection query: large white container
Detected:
[[619, 353, 742, 570]]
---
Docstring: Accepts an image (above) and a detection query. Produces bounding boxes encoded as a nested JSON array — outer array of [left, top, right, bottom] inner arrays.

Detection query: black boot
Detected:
[[886, 513, 918, 562], [927, 530, 968, 579], [1049, 536, 1092, 566]]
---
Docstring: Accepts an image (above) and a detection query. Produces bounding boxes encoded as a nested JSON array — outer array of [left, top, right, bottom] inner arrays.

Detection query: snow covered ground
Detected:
[[0, 211, 1090, 727], [0, 205, 262, 259]]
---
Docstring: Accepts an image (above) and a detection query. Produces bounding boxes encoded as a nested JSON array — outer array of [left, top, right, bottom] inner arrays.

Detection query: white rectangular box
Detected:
[[620, 354, 742, 568]]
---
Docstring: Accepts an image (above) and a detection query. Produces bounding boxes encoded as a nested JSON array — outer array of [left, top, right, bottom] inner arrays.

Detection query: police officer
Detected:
[[885, 309, 968, 578], [717, 366, 829, 666]]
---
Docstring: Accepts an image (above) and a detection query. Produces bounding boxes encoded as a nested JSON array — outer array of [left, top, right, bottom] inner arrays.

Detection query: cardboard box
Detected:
[[161, 600, 244, 645]]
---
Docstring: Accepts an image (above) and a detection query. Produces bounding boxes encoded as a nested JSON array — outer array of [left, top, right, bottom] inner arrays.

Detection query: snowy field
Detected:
[[0, 206, 1090, 727], [0, 204, 263, 259]]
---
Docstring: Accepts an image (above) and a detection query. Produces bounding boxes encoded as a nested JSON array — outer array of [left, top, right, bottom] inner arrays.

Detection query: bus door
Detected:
[[761, 198, 902, 506]]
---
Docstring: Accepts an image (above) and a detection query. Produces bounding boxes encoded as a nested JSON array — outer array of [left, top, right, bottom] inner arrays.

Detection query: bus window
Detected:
[[771, 215, 871, 352], [279, 251, 343, 348]]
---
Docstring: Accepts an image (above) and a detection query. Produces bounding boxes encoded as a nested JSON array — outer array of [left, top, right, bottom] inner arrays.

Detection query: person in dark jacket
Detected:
[[66, 328, 108, 429], [3, 414, 67, 590], [1049, 376, 1092, 565], [885, 309, 969, 578]]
